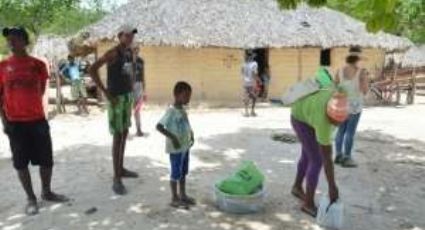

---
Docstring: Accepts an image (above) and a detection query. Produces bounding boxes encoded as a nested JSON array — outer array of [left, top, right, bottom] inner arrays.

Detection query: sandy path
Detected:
[[0, 102, 424, 230]]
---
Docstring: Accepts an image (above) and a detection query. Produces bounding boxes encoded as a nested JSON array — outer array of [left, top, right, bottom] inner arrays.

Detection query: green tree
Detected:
[[277, 0, 425, 43], [0, 0, 81, 36]]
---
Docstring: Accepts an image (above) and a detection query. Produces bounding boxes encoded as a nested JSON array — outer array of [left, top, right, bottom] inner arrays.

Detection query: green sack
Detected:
[[218, 161, 265, 195], [316, 66, 333, 88]]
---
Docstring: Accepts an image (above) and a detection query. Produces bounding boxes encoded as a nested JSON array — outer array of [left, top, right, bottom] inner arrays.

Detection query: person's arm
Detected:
[[320, 145, 339, 203], [156, 123, 181, 149], [0, 74, 8, 133], [39, 61, 49, 95], [359, 69, 369, 95], [334, 69, 341, 85], [89, 49, 117, 103]]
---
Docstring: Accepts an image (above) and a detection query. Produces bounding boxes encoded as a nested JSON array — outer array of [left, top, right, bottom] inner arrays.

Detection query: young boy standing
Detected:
[[156, 81, 196, 208]]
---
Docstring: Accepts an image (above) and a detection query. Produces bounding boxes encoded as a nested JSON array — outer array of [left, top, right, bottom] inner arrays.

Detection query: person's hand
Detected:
[[106, 92, 118, 105], [142, 94, 147, 102], [171, 136, 181, 149], [329, 185, 339, 203], [190, 132, 195, 147]]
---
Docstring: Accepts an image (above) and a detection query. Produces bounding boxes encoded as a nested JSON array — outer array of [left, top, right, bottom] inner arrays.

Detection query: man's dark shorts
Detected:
[[5, 119, 53, 170]]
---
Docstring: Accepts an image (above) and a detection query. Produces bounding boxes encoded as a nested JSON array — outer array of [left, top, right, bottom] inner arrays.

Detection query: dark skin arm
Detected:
[[156, 123, 181, 149], [89, 48, 118, 104], [320, 145, 339, 203], [359, 69, 369, 95], [0, 87, 7, 133]]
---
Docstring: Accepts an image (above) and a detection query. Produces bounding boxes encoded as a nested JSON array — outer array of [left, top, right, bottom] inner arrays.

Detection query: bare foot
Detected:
[[291, 187, 306, 200], [25, 199, 39, 216], [301, 204, 317, 218], [112, 181, 127, 195]]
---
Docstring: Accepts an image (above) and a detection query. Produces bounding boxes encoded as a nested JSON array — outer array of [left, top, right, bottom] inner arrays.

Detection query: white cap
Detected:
[[118, 24, 138, 35]]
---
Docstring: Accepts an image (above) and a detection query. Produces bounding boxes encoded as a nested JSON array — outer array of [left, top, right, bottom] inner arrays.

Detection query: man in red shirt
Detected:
[[0, 27, 68, 215]]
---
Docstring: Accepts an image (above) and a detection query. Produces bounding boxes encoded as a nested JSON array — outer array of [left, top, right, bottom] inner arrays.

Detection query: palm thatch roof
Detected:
[[82, 0, 411, 51], [402, 45, 425, 68], [32, 35, 69, 60]]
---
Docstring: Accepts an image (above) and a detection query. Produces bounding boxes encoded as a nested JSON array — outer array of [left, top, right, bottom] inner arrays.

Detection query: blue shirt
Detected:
[[61, 62, 81, 81]]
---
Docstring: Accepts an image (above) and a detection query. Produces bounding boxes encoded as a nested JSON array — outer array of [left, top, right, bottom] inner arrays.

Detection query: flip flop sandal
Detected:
[[291, 189, 305, 201], [42, 193, 70, 203], [169, 200, 189, 210], [25, 201, 39, 216], [181, 196, 196, 206], [112, 182, 128, 196], [301, 206, 317, 218], [122, 169, 139, 178]]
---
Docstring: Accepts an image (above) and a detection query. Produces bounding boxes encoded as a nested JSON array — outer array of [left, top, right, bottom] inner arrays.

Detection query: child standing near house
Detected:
[[156, 81, 196, 208]]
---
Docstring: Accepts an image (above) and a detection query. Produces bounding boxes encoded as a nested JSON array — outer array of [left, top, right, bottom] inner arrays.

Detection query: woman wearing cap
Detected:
[[334, 47, 369, 168], [290, 85, 348, 217]]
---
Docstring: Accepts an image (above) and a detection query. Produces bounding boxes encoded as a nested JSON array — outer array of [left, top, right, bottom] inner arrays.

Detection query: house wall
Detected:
[[268, 48, 321, 99], [330, 48, 386, 78], [95, 43, 385, 105]]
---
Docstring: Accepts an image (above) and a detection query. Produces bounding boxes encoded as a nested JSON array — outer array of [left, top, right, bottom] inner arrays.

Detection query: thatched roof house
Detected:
[[85, 0, 410, 50], [80, 0, 412, 105], [402, 45, 425, 68]]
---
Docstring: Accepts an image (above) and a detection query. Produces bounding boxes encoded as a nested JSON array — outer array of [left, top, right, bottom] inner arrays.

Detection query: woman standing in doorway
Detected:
[[334, 47, 369, 168]]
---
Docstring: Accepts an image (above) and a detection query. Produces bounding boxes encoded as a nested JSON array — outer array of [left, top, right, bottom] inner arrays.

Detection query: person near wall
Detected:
[[334, 47, 369, 168], [0, 27, 68, 215], [241, 51, 261, 117], [290, 85, 349, 217], [61, 55, 89, 115]]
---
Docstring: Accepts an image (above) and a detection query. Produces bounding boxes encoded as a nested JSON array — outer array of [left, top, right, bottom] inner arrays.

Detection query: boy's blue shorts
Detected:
[[169, 151, 190, 181]]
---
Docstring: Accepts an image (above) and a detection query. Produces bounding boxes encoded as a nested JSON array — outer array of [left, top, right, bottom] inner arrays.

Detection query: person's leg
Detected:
[[290, 117, 321, 212], [112, 132, 127, 195], [32, 120, 68, 202], [8, 122, 38, 215], [121, 95, 138, 177], [304, 136, 323, 212], [17, 168, 37, 203], [134, 99, 143, 136], [169, 153, 182, 207], [292, 147, 308, 200], [179, 152, 195, 205], [335, 120, 348, 162], [251, 96, 257, 116], [243, 87, 249, 116], [80, 81, 89, 114], [342, 113, 361, 167]]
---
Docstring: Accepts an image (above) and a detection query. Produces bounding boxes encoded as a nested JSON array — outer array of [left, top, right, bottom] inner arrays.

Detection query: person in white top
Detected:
[[334, 47, 369, 168], [241, 51, 261, 117]]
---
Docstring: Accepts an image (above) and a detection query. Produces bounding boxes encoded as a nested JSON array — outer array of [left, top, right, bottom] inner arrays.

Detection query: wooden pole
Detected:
[[393, 63, 400, 104], [410, 67, 417, 105]]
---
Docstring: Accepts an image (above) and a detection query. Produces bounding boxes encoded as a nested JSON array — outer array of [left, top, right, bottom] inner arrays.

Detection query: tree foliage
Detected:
[[0, 0, 105, 54], [277, 0, 425, 43], [0, 0, 81, 36]]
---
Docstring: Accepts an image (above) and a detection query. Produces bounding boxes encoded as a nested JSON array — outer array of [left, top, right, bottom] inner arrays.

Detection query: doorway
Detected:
[[244, 48, 270, 99]]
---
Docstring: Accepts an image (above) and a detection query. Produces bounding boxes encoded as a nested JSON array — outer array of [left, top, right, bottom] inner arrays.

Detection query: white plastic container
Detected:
[[317, 196, 344, 230], [281, 78, 320, 105], [214, 184, 266, 214]]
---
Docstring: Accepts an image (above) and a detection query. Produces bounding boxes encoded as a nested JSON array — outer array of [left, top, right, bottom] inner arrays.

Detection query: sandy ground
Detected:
[[0, 99, 424, 230]]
